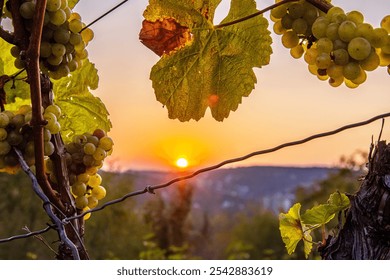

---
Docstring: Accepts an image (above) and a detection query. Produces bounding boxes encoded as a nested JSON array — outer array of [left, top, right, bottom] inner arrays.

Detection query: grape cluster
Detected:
[[271, 0, 390, 88], [7, 0, 94, 79], [47, 129, 113, 219], [0, 104, 61, 172]]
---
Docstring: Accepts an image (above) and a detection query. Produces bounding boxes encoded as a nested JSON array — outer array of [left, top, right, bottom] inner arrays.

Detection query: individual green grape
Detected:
[[381, 15, 390, 33], [281, 14, 294, 30], [44, 112, 57, 127], [288, 3, 305, 19], [271, 4, 288, 19], [327, 64, 344, 79], [303, 4, 319, 25], [47, 55, 63, 66], [360, 50, 380, 71], [351, 68, 367, 84], [347, 37, 371, 60], [343, 62, 361, 80], [304, 47, 318, 65], [332, 48, 349, 65], [312, 17, 329, 39], [0, 113, 10, 128], [316, 53, 332, 69], [338, 20, 356, 42], [292, 18, 308, 34], [83, 142, 96, 155], [46, 0, 62, 12], [44, 141, 55, 156], [69, 33, 82, 45], [328, 76, 344, 87], [378, 50, 390, 66], [49, 9, 67, 25], [14, 58, 25, 69], [332, 39, 347, 50], [344, 79, 359, 89], [91, 185, 106, 200], [326, 22, 340, 41], [317, 37, 333, 53], [77, 173, 90, 184], [88, 173, 102, 188], [75, 196, 88, 209], [281, 30, 299, 48], [24, 141, 35, 157], [83, 154, 95, 167], [370, 28, 388, 48], [40, 41, 52, 58], [53, 28, 70, 44], [10, 46, 20, 58], [355, 23, 374, 40], [48, 122, 61, 134], [69, 19, 83, 33], [6, 130, 23, 146], [57, 64, 70, 77], [45, 104, 62, 119], [45, 158, 55, 174], [0, 128, 7, 141], [326, 6, 345, 20], [19, 1, 36, 19], [71, 182, 87, 197], [0, 141, 11, 156], [346, 11, 364, 25], [87, 196, 99, 209], [51, 43, 66, 57], [10, 114, 25, 129], [98, 136, 114, 151], [92, 147, 106, 161], [290, 44, 304, 59]]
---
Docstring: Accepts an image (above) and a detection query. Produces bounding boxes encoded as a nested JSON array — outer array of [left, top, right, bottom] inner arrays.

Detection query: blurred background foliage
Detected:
[[0, 154, 364, 259]]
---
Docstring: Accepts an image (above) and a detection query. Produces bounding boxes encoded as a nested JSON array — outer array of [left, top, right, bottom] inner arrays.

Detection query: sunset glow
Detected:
[[176, 157, 189, 168]]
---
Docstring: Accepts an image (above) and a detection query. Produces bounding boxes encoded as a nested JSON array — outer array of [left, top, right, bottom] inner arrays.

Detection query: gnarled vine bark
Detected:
[[321, 141, 390, 259]]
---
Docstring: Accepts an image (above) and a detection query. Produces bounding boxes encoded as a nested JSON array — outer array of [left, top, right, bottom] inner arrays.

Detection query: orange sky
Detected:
[[74, 0, 390, 171]]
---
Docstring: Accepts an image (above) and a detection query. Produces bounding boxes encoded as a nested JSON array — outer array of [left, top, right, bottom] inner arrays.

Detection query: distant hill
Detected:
[[123, 166, 336, 214]]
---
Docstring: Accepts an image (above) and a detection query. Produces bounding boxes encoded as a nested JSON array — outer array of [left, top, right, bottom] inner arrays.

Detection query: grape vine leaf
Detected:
[[279, 203, 312, 258], [301, 192, 350, 226], [142, 0, 272, 121], [52, 60, 112, 143], [0, 39, 30, 104], [301, 204, 337, 226], [327, 191, 350, 211]]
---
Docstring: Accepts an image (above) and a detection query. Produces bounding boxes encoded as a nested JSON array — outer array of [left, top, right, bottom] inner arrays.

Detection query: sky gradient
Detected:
[[74, 0, 390, 171]]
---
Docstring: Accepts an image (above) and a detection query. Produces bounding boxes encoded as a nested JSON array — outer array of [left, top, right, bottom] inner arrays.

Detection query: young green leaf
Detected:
[[301, 204, 337, 226], [327, 191, 350, 211], [279, 203, 304, 255], [143, 0, 272, 121]]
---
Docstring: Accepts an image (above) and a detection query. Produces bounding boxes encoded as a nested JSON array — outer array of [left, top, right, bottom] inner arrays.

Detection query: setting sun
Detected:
[[176, 157, 189, 168]]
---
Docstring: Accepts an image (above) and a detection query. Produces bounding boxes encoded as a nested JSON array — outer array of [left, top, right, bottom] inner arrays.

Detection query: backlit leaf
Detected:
[[52, 60, 111, 142], [0, 39, 30, 104], [279, 203, 304, 255], [327, 191, 350, 211], [143, 0, 272, 121], [301, 204, 336, 226]]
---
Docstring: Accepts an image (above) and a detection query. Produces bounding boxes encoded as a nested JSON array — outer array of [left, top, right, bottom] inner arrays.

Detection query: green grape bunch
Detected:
[[3, 0, 94, 80], [271, 0, 390, 88], [45, 128, 114, 220], [0, 104, 61, 173]]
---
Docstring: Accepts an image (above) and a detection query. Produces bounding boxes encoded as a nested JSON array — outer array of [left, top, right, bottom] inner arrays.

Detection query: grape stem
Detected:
[[214, 0, 333, 29]]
